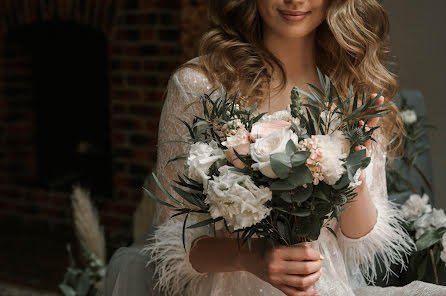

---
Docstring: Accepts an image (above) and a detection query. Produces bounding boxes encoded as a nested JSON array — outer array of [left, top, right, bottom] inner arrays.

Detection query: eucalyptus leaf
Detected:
[[291, 208, 311, 217], [59, 284, 76, 296], [416, 230, 443, 251], [291, 151, 310, 167], [270, 179, 298, 191], [291, 184, 313, 202], [345, 149, 370, 182], [270, 153, 292, 179], [286, 139, 297, 156], [288, 166, 313, 187]]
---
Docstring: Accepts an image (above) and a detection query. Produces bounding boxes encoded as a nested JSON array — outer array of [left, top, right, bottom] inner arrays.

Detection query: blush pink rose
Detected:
[[251, 120, 292, 139]]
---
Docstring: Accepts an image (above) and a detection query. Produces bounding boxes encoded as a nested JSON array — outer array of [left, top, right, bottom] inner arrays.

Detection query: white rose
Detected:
[[250, 120, 292, 139], [441, 233, 446, 264], [205, 165, 272, 230], [186, 140, 226, 191], [250, 128, 299, 179], [316, 130, 350, 185], [401, 109, 417, 125], [401, 193, 432, 220], [431, 208, 446, 228]]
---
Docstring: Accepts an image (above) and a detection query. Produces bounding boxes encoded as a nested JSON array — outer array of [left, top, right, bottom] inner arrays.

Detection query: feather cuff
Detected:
[[142, 216, 212, 296], [336, 196, 415, 284]]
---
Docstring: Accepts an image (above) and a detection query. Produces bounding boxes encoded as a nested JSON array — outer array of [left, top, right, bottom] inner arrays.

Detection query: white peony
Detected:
[[401, 193, 432, 220], [205, 165, 272, 230], [401, 109, 417, 125], [316, 131, 350, 185], [250, 128, 299, 178], [186, 141, 226, 191], [441, 233, 446, 264]]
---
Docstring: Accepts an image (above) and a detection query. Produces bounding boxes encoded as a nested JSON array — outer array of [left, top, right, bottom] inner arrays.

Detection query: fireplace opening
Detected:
[[7, 20, 113, 199]]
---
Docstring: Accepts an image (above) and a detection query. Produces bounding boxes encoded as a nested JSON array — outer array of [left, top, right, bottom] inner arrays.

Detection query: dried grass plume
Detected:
[[71, 185, 106, 263]]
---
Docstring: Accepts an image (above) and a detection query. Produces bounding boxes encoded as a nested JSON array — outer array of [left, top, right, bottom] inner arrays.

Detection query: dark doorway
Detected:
[[8, 20, 112, 199]]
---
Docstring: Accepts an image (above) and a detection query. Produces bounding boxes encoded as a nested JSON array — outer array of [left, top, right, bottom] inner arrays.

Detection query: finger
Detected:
[[283, 259, 322, 275], [359, 120, 372, 131], [367, 115, 379, 127], [279, 285, 320, 296], [281, 270, 322, 290], [369, 93, 385, 108], [364, 93, 385, 120], [282, 245, 321, 261]]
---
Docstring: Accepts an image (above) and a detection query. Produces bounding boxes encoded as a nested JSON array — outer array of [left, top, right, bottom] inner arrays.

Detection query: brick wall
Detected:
[[0, 0, 182, 246]]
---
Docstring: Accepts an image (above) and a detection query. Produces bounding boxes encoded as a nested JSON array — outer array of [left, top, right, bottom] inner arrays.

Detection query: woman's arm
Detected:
[[339, 94, 383, 239], [339, 171, 378, 239]]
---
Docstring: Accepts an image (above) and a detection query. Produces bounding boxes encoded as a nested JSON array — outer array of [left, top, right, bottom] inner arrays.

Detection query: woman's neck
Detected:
[[263, 28, 318, 87], [259, 28, 320, 113]]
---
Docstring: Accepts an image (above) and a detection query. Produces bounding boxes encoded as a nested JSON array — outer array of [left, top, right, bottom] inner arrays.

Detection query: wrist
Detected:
[[236, 238, 264, 273]]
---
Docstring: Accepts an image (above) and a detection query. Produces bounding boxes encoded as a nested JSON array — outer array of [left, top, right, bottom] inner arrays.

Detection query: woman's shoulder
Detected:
[[170, 56, 213, 94]]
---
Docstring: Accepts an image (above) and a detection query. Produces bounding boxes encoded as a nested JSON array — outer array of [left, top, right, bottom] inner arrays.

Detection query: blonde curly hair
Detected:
[[183, 0, 403, 155]]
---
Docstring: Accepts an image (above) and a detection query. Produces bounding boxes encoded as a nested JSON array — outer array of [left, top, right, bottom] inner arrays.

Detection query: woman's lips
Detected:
[[278, 9, 310, 22]]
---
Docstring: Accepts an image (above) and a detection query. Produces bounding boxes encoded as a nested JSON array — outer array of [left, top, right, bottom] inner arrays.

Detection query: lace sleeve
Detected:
[[142, 64, 214, 295], [335, 134, 415, 284], [151, 65, 212, 225]]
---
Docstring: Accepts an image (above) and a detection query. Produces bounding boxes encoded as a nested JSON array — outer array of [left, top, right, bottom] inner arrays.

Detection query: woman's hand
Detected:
[[242, 241, 323, 296]]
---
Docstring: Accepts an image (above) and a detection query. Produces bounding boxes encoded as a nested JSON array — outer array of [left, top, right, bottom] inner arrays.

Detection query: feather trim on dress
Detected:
[[142, 216, 212, 296], [336, 191, 415, 284]]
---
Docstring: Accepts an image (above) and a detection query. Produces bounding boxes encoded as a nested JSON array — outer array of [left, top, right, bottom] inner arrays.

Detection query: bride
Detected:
[[106, 0, 446, 295]]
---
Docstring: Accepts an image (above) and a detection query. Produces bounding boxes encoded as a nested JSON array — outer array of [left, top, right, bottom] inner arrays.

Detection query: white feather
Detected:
[[336, 196, 415, 284], [142, 216, 212, 296]]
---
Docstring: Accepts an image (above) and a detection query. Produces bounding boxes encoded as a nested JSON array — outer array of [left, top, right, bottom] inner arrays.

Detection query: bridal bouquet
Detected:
[[144, 70, 389, 251]]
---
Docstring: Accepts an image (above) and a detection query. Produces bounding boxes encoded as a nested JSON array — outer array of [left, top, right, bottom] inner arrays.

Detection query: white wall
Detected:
[[382, 1, 446, 210]]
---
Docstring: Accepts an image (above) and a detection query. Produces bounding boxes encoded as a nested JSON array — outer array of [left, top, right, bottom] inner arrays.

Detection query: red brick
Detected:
[[142, 28, 155, 40], [112, 132, 129, 145], [110, 45, 123, 55], [113, 174, 133, 187], [112, 103, 129, 113], [112, 89, 143, 101]]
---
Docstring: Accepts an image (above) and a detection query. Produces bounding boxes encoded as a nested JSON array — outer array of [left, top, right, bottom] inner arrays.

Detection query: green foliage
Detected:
[[59, 242, 105, 296]]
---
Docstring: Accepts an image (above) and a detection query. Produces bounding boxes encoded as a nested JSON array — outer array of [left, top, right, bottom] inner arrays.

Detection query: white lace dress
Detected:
[[135, 59, 446, 296]]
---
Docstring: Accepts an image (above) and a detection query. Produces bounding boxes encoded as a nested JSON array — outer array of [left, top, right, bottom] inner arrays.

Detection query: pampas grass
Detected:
[[71, 185, 106, 263]]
